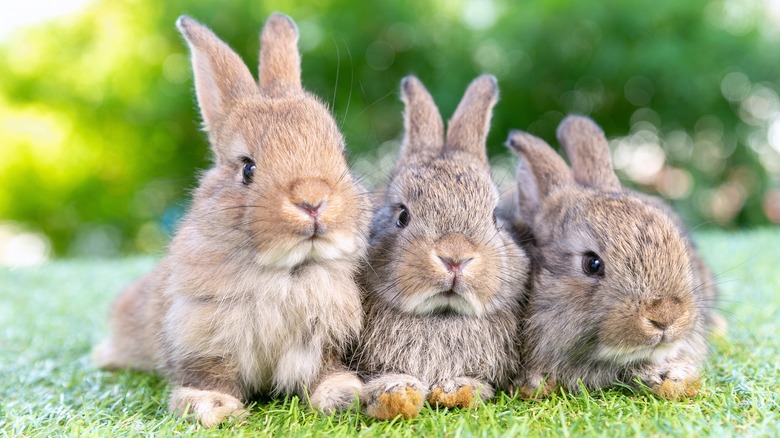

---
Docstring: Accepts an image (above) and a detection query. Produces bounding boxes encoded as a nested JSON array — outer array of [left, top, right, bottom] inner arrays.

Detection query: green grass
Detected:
[[1, 229, 778, 437]]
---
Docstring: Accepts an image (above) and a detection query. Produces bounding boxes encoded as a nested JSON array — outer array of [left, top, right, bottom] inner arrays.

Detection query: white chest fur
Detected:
[[163, 259, 362, 395]]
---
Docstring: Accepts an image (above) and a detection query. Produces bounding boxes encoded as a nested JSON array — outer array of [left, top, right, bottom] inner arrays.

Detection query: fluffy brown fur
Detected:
[[349, 75, 530, 419], [92, 13, 370, 427], [499, 116, 722, 400]]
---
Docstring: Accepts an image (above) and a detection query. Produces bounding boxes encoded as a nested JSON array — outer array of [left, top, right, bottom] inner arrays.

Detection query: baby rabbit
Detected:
[[350, 75, 530, 420], [501, 116, 722, 400], [92, 13, 370, 427]]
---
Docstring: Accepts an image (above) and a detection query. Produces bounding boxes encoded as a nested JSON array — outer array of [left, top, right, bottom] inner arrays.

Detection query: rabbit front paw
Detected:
[[652, 376, 702, 400], [515, 374, 558, 399], [428, 377, 494, 408], [169, 387, 248, 428], [637, 366, 702, 400], [309, 372, 362, 414], [363, 374, 427, 420]]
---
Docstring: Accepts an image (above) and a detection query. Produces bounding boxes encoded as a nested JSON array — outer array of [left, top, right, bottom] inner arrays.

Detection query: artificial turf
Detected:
[[1, 229, 778, 436]]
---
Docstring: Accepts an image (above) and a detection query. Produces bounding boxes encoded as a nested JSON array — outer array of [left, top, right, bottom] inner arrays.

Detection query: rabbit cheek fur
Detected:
[[92, 13, 369, 427], [351, 75, 529, 420], [504, 117, 716, 400]]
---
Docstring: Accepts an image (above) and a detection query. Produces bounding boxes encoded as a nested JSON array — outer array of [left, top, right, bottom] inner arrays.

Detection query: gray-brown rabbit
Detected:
[[92, 13, 370, 427], [349, 75, 530, 420], [500, 116, 723, 400]]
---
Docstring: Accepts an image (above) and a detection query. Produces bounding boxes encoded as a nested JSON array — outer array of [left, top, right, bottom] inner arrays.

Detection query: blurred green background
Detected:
[[1, 0, 779, 263]]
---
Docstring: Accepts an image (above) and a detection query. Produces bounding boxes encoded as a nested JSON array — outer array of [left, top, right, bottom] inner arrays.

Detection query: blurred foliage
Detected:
[[1, 0, 779, 257]]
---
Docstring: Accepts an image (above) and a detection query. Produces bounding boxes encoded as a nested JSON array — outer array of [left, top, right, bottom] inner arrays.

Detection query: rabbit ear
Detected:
[[556, 116, 621, 191], [506, 130, 573, 213], [176, 16, 259, 131], [514, 157, 542, 219], [445, 74, 498, 165], [397, 75, 445, 170], [258, 13, 302, 97]]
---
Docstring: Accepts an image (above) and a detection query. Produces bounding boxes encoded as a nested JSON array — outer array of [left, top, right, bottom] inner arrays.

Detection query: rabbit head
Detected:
[[507, 116, 709, 371], [176, 14, 367, 269], [366, 75, 526, 317]]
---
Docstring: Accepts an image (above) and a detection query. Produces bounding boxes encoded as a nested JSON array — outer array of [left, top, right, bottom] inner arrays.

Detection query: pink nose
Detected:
[[438, 256, 472, 273], [296, 201, 322, 219]]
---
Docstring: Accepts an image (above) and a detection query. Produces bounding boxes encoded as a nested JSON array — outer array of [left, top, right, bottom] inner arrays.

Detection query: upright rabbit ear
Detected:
[[556, 116, 621, 191], [445, 74, 498, 165], [258, 13, 302, 97], [514, 158, 541, 220], [506, 130, 573, 215], [176, 16, 258, 131], [396, 75, 444, 171]]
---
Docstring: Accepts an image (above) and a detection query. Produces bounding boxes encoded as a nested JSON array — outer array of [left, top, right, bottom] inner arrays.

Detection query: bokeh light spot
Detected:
[[461, 0, 498, 30], [365, 40, 395, 71], [624, 76, 654, 106], [763, 189, 780, 223], [0, 222, 51, 267], [162, 53, 190, 84]]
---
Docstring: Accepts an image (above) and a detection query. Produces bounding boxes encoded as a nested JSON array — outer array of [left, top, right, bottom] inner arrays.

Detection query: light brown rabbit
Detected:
[[500, 116, 723, 400], [349, 75, 530, 420], [92, 13, 370, 427]]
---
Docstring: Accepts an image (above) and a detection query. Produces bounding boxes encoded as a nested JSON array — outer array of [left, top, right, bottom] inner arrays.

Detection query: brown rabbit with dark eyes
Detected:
[[499, 116, 723, 400], [349, 75, 530, 420], [91, 13, 370, 427]]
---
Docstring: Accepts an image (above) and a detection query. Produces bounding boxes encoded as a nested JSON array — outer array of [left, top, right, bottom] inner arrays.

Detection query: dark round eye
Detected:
[[582, 252, 605, 277], [242, 159, 256, 185], [396, 204, 410, 228]]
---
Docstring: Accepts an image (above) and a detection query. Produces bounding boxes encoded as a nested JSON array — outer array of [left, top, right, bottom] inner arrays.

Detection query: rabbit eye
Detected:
[[396, 204, 410, 228], [582, 252, 605, 277], [242, 158, 256, 185]]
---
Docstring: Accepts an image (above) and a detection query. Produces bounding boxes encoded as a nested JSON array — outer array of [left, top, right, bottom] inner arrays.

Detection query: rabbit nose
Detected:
[[290, 178, 331, 218], [434, 233, 477, 273], [647, 317, 672, 331], [644, 297, 684, 331], [295, 201, 323, 219], [437, 256, 473, 273]]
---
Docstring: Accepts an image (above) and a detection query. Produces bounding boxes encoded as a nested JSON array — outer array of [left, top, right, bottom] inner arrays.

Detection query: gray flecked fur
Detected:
[[500, 116, 722, 399], [349, 75, 530, 419]]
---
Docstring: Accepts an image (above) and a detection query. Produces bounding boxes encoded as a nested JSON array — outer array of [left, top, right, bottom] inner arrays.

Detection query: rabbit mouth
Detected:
[[437, 275, 468, 298], [440, 289, 458, 298], [300, 220, 326, 240], [422, 295, 474, 315], [401, 287, 484, 316], [595, 339, 682, 365], [254, 229, 359, 268]]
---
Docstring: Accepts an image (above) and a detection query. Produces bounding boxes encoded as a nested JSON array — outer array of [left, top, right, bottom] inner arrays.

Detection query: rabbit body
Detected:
[[350, 76, 529, 419], [500, 116, 721, 400], [92, 13, 369, 427]]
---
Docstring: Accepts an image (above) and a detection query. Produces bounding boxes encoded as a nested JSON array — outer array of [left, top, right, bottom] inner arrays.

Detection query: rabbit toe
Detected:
[[654, 376, 702, 400], [310, 372, 362, 414], [516, 375, 557, 399], [428, 377, 493, 408], [170, 387, 247, 428], [364, 375, 426, 420]]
